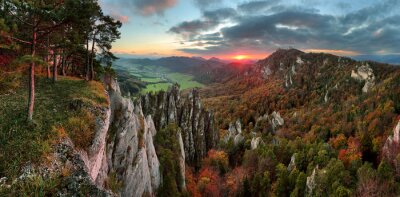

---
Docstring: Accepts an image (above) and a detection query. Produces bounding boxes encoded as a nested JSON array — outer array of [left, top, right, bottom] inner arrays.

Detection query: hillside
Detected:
[[113, 56, 251, 95], [0, 75, 110, 195], [195, 49, 400, 196]]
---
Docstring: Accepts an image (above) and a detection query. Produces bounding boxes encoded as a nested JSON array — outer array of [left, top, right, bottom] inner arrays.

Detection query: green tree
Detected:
[[290, 172, 306, 197], [275, 163, 289, 197]]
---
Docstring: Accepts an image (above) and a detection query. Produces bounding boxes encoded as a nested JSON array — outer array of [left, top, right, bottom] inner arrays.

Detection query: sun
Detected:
[[233, 55, 249, 60]]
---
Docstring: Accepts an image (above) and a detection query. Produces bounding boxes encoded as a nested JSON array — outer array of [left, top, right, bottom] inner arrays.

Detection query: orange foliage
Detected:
[[203, 150, 229, 173], [223, 167, 246, 196], [197, 167, 221, 197], [186, 167, 201, 197], [338, 137, 362, 167], [329, 134, 347, 149]]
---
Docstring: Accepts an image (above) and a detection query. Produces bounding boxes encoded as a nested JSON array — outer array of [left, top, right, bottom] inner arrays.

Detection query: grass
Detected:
[[141, 83, 171, 93], [140, 73, 204, 93], [141, 77, 163, 83], [0, 74, 108, 179], [167, 72, 204, 90], [113, 61, 204, 94]]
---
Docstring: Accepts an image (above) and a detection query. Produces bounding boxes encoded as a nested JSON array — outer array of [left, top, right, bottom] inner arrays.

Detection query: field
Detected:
[[113, 59, 204, 94]]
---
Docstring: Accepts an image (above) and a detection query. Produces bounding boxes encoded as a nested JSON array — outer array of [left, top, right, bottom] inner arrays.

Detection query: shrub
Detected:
[[65, 109, 96, 150], [202, 150, 229, 174], [105, 171, 123, 193]]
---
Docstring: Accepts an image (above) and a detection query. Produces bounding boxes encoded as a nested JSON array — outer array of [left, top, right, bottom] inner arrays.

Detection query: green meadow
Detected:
[[113, 60, 204, 94]]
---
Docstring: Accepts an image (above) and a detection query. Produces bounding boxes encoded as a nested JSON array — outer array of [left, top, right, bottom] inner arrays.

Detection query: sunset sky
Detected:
[[99, 0, 400, 60]]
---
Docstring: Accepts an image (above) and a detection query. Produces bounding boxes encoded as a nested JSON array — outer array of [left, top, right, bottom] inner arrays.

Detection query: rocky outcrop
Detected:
[[177, 130, 186, 189], [98, 78, 161, 197], [306, 166, 318, 196], [78, 105, 111, 183], [251, 137, 263, 150], [351, 63, 375, 93], [224, 119, 244, 146], [287, 153, 297, 171], [140, 85, 218, 166], [252, 111, 284, 134], [271, 111, 284, 130], [382, 120, 400, 167]]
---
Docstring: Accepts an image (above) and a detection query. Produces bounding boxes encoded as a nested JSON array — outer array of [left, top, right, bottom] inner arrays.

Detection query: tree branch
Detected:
[[3, 35, 32, 45]]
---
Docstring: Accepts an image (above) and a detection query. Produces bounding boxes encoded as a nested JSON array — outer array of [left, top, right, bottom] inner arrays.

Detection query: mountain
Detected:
[[121, 56, 209, 73], [197, 49, 400, 196]]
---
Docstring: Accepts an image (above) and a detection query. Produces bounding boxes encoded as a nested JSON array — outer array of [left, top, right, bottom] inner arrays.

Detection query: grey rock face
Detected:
[[251, 137, 262, 150], [382, 120, 400, 165], [177, 130, 186, 189], [351, 63, 375, 93], [287, 153, 297, 171], [306, 166, 318, 196], [271, 111, 284, 131], [225, 119, 244, 146], [140, 85, 218, 167], [101, 79, 161, 197]]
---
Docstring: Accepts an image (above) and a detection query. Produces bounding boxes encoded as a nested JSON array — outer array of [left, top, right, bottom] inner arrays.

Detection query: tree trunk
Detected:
[[46, 36, 50, 78], [27, 27, 37, 122], [85, 37, 90, 80], [53, 50, 58, 82], [90, 34, 96, 80], [61, 50, 66, 76]]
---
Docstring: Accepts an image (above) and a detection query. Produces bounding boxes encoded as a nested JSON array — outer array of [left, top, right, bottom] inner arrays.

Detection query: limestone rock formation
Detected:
[[140, 85, 218, 166], [306, 166, 318, 196], [382, 120, 400, 164], [251, 137, 263, 150], [225, 119, 245, 145], [351, 63, 375, 93], [287, 153, 297, 171], [271, 111, 284, 130], [99, 78, 161, 197]]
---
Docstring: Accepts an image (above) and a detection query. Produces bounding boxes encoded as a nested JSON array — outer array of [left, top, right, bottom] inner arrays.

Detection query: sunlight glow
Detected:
[[233, 55, 249, 60]]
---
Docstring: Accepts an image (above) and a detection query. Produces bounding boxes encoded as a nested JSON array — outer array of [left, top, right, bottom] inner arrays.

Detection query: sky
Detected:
[[99, 0, 400, 60]]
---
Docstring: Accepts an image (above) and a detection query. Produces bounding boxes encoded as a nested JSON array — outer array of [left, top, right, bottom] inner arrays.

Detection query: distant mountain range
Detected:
[[117, 53, 400, 68], [352, 54, 400, 65], [118, 56, 253, 84]]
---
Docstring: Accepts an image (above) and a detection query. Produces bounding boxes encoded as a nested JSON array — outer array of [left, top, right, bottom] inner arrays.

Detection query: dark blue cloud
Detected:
[[170, 0, 400, 55]]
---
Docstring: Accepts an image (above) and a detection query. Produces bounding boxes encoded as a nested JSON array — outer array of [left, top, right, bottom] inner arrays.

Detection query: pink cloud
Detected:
[[110, 12, 129, 23]]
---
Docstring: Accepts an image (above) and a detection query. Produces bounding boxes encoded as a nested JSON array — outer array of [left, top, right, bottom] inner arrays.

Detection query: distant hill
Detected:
[[353, 54, 400, 65], [117, 56, 251, 84]]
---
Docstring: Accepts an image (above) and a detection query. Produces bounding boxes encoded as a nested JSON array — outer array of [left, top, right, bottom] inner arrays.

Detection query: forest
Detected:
[[1, 1, 400, 197]]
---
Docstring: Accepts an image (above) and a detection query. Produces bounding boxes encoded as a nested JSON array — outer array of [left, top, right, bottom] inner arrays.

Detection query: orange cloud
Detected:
[[304, 49, 360, 56]]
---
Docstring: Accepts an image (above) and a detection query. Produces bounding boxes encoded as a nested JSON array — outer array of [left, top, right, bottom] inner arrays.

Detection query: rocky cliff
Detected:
[[94, 77, 161, 196], [13, 77, 211, 196], [140, 85, 218, 167]]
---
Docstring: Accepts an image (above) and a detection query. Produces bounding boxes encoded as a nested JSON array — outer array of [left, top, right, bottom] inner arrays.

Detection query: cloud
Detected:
[[103, 0, 178, 17], [193, 0, 224, 10], [169, 20, 217, 37], [133, 0, 177, 16], [237, 0, 280, 14], [171, 0, 400, 56], [168, 8, 237, 38], [110, 12, 130, 23]]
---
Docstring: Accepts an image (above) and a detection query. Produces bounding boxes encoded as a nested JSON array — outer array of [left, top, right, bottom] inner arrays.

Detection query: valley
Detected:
[[113, 59, 204, 94]]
